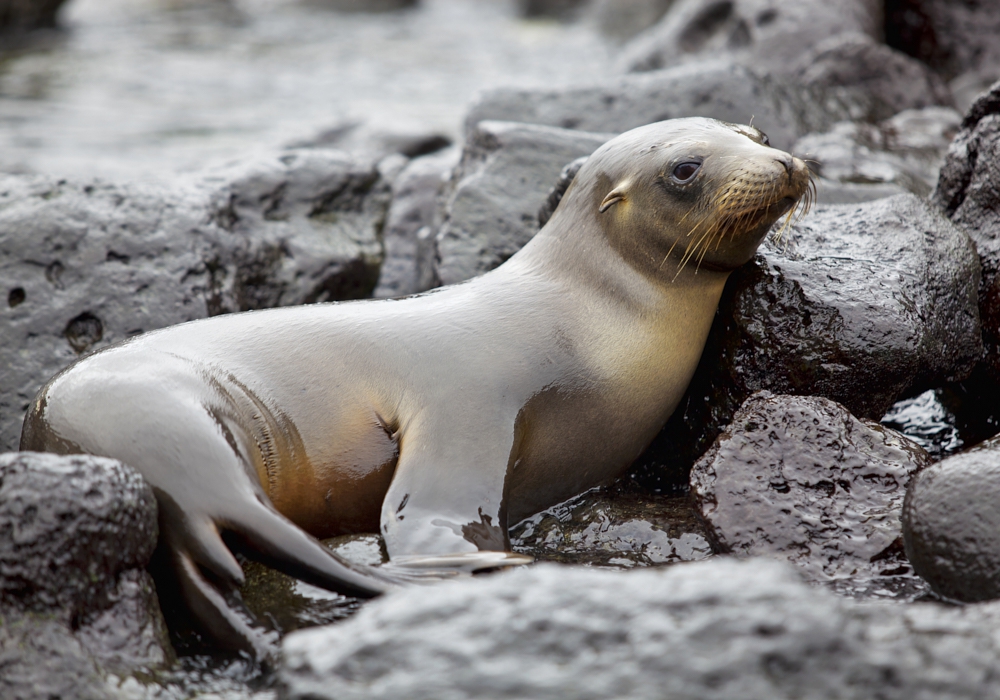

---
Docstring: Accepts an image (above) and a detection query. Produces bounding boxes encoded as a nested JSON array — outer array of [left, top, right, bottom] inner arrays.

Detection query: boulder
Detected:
[[464, 60, 840, 151], [374, 148, 458, 297], [0, 149, 390, 451], [631, 194, 981, 489], [582, 0, 675, 43], [618, 0, 882, 76], [0, 451, 170, 687], [793, 106, 961, 203], [933, 80, 1000, 385], [691, 392, 930, 580], [435, 121, 612, 286], [510, 485, 711, 568], [903, 435, 1000, 602], [281, 557, 1000, 700]]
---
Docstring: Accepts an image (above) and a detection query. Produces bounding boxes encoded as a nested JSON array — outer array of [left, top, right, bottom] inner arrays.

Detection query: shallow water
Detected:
[[0, 0, 611, 182]]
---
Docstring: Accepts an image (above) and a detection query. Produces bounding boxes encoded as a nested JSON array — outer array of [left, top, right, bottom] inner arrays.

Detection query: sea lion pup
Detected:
[[21, 117, 812, 653]]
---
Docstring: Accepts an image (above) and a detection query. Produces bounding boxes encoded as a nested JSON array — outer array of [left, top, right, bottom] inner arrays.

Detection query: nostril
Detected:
[[775, 155, 793, 174]]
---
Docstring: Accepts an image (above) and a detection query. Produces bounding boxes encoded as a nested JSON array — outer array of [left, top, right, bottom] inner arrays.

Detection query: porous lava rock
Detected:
[[691, 392, 930, 580], [618, 0, 881, 77], [933, 80, 1000, 385], [435, 121, 612, 286], [373, 148, 457, 297], [0, 451, 170, 690], [281, 557, 1000, 700], [464, 60, 841, 151], [632, 193, 981, 489], [0, 149, 389, 451], [794, 106, 961, 203], [903, 435, 1000, 602]]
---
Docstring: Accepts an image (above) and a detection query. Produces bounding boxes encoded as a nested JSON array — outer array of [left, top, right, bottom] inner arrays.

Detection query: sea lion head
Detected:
[[567, 117, 813, 278]]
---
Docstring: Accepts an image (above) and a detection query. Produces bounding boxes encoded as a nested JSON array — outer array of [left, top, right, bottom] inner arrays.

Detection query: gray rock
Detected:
[[793, 107, 962, 202], [933, 80, 1000, 384], [301, 0, 418, 12], [517, 0, 586, 18], [691, 392, 930, 580], [0, 451, 170, 684], [435, 121, 612, 286], [618, 0, 881, 77], [536, 155, 588, 228], [632, 194, 981, 489], [582, 0, 675, 43], [0, 0, 67, 33], [464, 60, 841, 151], [903, 434, 1000, 602], [0, 612, 116, 700], [0, 148, 389, 451], [510, 486, 711, 568], [373, 148, 458, 297], [792, 33, 952, 124], [280, 557, 1000, 700]]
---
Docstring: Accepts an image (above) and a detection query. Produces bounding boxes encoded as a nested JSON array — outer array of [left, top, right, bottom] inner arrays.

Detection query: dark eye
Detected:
[[671, 161, 701, 183], [760, 132, 771, 147]]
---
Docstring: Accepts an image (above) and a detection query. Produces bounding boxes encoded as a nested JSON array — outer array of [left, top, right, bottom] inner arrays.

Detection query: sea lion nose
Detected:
[[774, 154, 794, 175]]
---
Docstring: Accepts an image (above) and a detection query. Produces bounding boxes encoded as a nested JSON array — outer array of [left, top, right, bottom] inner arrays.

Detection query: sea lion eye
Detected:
[[671, 161, 701, 183], [760, 132, 771, 147]]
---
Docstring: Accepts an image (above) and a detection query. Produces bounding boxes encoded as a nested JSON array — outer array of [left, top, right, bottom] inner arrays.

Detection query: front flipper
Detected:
[[380, 408, 532, 572]]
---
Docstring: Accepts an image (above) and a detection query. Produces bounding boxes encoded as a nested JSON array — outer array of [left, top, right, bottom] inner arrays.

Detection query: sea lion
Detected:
[[21, 117, 812, 653]]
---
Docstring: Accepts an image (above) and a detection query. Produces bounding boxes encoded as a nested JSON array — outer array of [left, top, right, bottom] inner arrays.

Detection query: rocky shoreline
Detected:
[[4, 1, 1000, 698]]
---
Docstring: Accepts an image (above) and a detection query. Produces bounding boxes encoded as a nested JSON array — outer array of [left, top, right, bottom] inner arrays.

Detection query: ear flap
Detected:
[[599, 187, 626, 213]]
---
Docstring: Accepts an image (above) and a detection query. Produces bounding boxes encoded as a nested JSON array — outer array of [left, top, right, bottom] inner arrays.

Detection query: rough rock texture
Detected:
[[281, 558, 1000, 700], [691, 392, 930, 580], [373, 148, 457, 297], [632, 194, 981, 489], [885, 0, 1000, 86], [794, 107, 961, 202], [464, 60, 844, 151], [0, 452, 170, 692], [435, 121, 611, 286], [903, 435, 1000, 602], [510, 486, 711, 568], [0, 149, 390, 451], [0, 0, 67, 32], [618, 0, 881, 76], [933, 80, 1000, 384], [792, 33, 952, 124]]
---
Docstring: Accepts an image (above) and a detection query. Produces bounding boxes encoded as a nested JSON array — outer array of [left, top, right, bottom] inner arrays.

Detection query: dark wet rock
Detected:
[[241, 534, 381, 636], [465, 60, 843, 151], [373, 148, 457, 298], [0, 149, 389, 450], [582, 0, 675, 43], [792, 33, 952, 124], [510, 486, 711, 568], [793, 107, 961, 203], [0, 0, 67, 33], [903, 435, 1000, 602], [885, 0, 1000, 85], [631, 193, 981, 490], [517, 0, 587, 19], [0, 451, 170, 687], [619, 0, 879, 74], [281, 557, 1000, 700], [691, 392, 930, 581], [933, 80, 1000, 386], [881, 389, 963, 460], [435, 121, 612, 286]]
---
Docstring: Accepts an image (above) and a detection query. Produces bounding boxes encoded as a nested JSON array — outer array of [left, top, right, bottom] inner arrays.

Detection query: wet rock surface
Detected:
[[691, 393, 930, 581], [903, 435, 1000, 603], [510, 485, 712, 569], [794, 107, 961, 203], [465, 60, 838, 151], [933, 80, 1000, 385], [0, 149, 389, 451], [280, 557, 1000, 700], [0, 0, 67, 34], [632, 193, 981, 489], [0, 452, 170, 698], [435, 121, 611, 285]]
